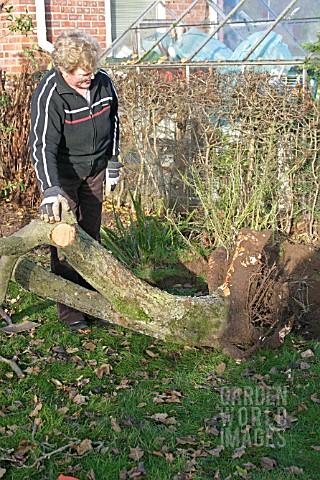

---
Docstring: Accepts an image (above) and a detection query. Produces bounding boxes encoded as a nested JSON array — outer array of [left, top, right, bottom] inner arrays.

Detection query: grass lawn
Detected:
[[0, 284, 319, 480]]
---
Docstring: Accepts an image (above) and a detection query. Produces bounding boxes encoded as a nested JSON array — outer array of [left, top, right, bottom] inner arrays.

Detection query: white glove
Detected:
[[40, 186, 70, 223], [105, 160, 123, 196]]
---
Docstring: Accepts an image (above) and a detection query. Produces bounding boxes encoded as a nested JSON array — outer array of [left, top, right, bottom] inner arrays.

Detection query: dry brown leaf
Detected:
[[300, 362, 311, 370], [94, 363, 112, 379], [73, 394, 88, 405], [260, 457, 277, 470], [83, 342, 96, 351], [119, 469, 128, 480], [29, 402, 42, 417], [148, 450, 163, 457], [149, 413, 177, 425], [24, 365, 41, 375], [0, 468, 6, 479], [127, 462, 146, 478], [206, 426, 219, 435], [286, 466, 304, 474], [57, 407, 69, 415], [215, 362, 226, 374], [151, 413, 168, 422], [51, 378, 63, 388], [76, 438, 93, 456], [311, 445, 320, 451], [310, 393, 320, 403], [110, 416, 122, 432], [145, 349, 159, 358], [66, 347, 79, 354], [232, 445, 246, 458], [207, 445, 224, 457], [57, 475, 80, 480], [129, 446, 144, 461], [165, 452, 175, 463], [300, 349, 314, 358], [176, 435, 197, 445]]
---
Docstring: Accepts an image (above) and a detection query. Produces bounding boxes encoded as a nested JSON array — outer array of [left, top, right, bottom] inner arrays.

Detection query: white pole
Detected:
[[35, 0, 54, 53]]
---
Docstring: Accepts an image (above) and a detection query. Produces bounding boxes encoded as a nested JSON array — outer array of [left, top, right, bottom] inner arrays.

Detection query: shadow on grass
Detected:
[[6, 299, 55, 324]]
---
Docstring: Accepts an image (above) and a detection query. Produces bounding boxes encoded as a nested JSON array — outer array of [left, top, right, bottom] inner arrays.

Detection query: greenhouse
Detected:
[[101, 0, 320, 78]]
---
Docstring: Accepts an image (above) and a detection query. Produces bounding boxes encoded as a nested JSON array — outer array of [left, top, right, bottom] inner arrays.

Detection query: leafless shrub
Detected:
[[0, 66, 37, 206], [113, 67, 319, 247], [1, 65, 319, 246]]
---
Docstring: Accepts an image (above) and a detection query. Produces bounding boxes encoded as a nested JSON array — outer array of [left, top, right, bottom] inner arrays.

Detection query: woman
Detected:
[[30, 29, 122, 332]]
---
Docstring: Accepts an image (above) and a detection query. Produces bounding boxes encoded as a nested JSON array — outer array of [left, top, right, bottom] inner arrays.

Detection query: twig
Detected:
[[22, 440, 81, 469], [0, 355, 25, 378]]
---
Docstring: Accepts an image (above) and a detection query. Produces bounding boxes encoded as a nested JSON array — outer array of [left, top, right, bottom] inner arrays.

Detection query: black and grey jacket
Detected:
[[30, 67, 120, 192]]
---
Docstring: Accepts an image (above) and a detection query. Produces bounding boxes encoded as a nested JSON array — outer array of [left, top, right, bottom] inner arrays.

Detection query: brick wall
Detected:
[[0, 0, 107, 75], [166, 0, 210, 27]]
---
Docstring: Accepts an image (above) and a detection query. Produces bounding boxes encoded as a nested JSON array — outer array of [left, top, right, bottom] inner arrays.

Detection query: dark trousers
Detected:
[[50, 168, 105, 326]]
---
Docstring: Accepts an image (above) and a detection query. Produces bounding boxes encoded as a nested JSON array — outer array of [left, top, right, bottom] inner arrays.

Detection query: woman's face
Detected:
[[61, 67, 98, 89]]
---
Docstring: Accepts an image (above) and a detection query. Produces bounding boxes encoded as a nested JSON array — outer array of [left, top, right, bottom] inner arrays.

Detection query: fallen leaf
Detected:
[[164, 451, 175, 463], [310, 393, 320, 403], [127, 462, 146, 478], [29, 402, 42, 417], [311, 446, 320, 451], [300, 362, 310, 370], [300, 349, 314, 358], [286, 466, 304, 474], [149, 413, 177, 425], [83, 342, 96, 351], [72, 394, 88, 405], [207, 445, 224, 457], [242, 462, 257, 471], [57, 475, 80, 480], [215, 362, 226, 374], [110, 417, 122, 432], [119, 469, 127, 480], [24, 365, 41, 375], [76, 438, 93, 456], [129, 446, 144, 461], [94, 364, 112, 379], [66, 347, 79, 354], [57, 407, 69, 415], [176, 435, 197, 445], [51, 378, 63, 388], [145, 349, 159, 358], [232, 445, 246, 459], [206, 426, 219, 435], [148, 450, 163, 457], [260, 457, 276, 470], [0, 468, 6, 479]]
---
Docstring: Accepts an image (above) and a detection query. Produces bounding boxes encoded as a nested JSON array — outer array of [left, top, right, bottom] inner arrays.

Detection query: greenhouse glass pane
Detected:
[[100, 0, 320, 65]]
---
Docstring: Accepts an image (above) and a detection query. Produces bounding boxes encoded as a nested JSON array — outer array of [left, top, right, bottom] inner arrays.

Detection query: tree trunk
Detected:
[[0, 213, 229, 347]]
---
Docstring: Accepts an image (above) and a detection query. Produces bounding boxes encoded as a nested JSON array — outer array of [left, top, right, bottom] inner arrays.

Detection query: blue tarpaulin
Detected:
[[169, 27, 233, 61], [230, 30, 293, 62]]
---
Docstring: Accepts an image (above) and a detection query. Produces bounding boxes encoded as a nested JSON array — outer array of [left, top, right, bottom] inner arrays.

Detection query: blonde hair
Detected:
[[51, 29, 100, 73]]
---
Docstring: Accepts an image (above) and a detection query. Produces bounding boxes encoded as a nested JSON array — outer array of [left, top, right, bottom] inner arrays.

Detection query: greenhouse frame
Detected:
[[101, 0, 320, 83]]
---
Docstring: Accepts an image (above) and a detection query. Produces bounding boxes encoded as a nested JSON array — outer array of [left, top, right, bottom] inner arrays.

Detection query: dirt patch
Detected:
[[282, 242, 320, 340], [183, 232, 320, 344]]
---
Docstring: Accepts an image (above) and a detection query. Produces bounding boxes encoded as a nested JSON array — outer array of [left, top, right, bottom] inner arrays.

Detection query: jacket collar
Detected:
[[53, 67, 101, 96]]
